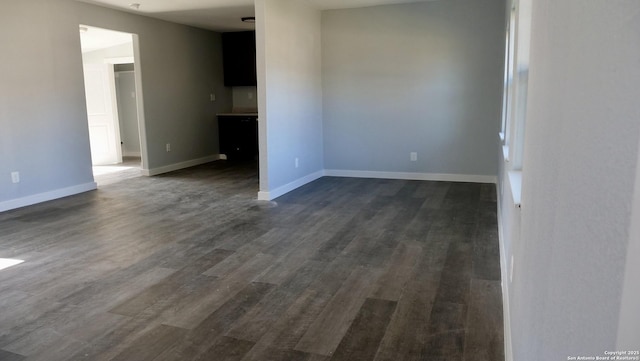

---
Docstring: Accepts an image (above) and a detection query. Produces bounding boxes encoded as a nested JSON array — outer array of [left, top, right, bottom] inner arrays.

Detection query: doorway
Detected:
[[79, 25, 146, 186]]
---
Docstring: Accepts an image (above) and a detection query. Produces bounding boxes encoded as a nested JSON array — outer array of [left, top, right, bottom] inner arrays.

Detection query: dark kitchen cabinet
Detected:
[[222, 31, 257, 86], [218, 115, 258, 160]]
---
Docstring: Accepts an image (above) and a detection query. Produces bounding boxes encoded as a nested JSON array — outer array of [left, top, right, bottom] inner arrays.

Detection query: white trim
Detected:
[[104, 56, 134, 65], [502, 145, 510, 162], [123, 151, 141, 157], [0, 182, 97, 213], [496, 183, 514, 361], [324, 169, 497, 184], [131, 33, 149, 172], [616, 135, 640, 348], [257, 170, 325, 201], [142, 155, 222, 176], [257, 169, 498, 201], [507, 170, 522, 208]]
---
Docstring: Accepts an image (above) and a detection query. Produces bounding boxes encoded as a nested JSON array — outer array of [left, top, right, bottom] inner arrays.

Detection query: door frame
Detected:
[[80, 25, 149, 173], [130, 34, 149, 172], [105, 56, 141, 162]]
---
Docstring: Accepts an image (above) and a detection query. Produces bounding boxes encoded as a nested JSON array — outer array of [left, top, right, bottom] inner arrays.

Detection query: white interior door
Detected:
[[83, 63, 122, 165]]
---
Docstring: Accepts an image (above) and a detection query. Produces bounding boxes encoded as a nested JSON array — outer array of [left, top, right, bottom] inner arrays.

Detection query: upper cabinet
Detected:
[[222, 31, 257, 86]]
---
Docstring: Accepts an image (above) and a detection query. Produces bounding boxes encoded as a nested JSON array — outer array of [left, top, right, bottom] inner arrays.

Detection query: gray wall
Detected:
[[0, 0, 231, 209], [76, 2, 232, 170], [255, 0, 323, 195], [115, 70, 141, 156], [497, 0, 640, 358], [322, 0, 505, 176], [1, 0, 94, 206], [618, 140, 640, 348]]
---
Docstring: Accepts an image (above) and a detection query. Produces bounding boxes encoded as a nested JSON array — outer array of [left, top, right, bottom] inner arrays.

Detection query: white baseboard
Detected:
[[496, 183, 514, 361], [324, 169, 497, 184], [142, 154, 222, 176], [258, 169, 497, 201], [0, 182, 97, 213], [123, 151, 141, 157], [258, 170, 324, 201]]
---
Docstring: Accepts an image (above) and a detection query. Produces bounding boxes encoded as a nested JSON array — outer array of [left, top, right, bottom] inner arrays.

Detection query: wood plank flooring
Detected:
[[0, 161, 503, 361], [92, 156, 142, 187]]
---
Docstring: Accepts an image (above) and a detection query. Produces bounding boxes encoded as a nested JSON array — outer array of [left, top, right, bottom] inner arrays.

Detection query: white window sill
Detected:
[[508, 170, 522, 208]]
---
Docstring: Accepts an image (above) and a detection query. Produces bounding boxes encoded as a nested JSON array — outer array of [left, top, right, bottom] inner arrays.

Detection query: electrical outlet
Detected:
[[410, 152, 418, 161], [166, 143, 171, 152], [248, 92, 253, 100], [295, 158, 299, 168], [210, 93, 216, 101], [11, 171, 20, 184]]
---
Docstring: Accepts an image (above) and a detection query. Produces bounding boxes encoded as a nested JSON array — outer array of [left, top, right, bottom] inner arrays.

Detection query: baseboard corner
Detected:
[[256, 169, 324, 201], [144, 154, 222, 176]]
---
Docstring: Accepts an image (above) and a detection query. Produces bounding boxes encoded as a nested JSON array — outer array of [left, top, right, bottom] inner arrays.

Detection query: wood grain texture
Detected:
[[369, 241, 423, 301], [373, 269, 442, 361], [295, 267, 382, 356], [329, 298, 397, 361], [463, 279, 505, 361], [0, 161, 503, 360], [252, 288, 333, 351], [0, 349, 25, 361], [153, 281, 274, 360], [194, 336, 255, 361], [110, 324, 187, 361]]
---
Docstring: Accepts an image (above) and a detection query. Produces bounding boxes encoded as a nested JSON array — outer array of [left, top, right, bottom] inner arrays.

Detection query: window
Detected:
[[501, 6, 516, 153], [501, 0, 532, 171]]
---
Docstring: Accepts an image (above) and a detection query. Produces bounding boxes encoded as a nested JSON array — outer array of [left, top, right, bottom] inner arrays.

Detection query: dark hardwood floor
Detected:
[[0, 161, 503, 361]]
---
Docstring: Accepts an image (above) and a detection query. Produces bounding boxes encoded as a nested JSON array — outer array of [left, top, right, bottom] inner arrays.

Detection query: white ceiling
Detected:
[[77, 0, 436, 32]]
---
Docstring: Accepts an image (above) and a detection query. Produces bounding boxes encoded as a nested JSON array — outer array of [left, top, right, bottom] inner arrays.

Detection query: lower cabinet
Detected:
[[218, 115, 258, 161]]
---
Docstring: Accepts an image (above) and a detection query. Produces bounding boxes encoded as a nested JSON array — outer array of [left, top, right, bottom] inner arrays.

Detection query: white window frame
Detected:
[[501, 0, 532, 172]]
